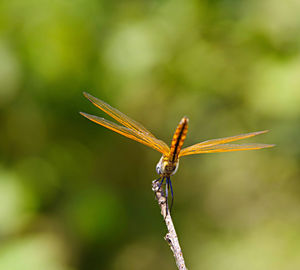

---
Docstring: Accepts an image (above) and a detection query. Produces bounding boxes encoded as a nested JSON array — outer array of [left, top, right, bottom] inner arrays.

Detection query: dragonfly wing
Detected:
[[179, 143, 274, 156], [83, 92, 170, 155], [179, 130, 273, 157], [80, 112, 170, 155], [83, 92, 155, 137]]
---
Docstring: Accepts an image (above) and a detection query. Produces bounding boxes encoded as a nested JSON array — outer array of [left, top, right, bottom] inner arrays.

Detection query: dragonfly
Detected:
[[80, 92, 274, 212]]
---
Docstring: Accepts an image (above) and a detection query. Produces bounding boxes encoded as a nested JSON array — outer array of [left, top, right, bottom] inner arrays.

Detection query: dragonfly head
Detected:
[[156, 155, 179, 176]]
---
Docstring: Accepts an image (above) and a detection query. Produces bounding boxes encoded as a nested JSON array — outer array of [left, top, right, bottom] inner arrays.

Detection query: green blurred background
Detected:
[[1, 0, 300, 269]]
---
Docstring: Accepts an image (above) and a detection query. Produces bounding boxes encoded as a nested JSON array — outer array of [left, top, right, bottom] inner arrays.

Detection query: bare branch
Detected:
[[152, 180, 188, 270]]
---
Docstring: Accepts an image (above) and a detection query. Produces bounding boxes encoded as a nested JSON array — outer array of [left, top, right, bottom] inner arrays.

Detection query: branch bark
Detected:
[[152, 180, 188, 270]]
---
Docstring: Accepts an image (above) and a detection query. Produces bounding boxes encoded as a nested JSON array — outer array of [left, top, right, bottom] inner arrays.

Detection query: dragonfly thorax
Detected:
[[156, 155, 179, 176]]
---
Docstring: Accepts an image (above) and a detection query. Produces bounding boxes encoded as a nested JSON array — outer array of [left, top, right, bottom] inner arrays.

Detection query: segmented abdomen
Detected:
[[169, 117, 189, 162]]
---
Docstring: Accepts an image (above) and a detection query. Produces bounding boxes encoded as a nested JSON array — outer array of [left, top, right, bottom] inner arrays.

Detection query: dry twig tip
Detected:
[[152, 180, 188, 270]]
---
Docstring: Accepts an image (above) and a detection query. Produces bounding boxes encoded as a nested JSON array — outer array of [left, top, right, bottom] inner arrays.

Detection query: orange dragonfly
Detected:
[[80, 92, 274, 211]]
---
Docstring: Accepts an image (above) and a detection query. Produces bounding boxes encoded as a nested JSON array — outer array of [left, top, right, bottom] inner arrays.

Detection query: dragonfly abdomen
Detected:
[[169, 117, 189, 163]]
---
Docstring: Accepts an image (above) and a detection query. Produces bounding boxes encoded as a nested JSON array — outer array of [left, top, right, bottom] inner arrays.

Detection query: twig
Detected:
[[152, 180, 188, 270]]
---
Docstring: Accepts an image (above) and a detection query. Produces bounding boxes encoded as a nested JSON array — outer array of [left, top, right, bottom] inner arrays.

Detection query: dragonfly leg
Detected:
[[165, 179, 169, 216], [157, 177, 165, 193], [154, 177, 169, 215], [153, 177, 161, 183], [168, 177, 174, 213]]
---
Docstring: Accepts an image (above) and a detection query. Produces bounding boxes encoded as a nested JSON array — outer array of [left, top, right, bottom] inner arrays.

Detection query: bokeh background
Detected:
[[1, 0, 300, 269]]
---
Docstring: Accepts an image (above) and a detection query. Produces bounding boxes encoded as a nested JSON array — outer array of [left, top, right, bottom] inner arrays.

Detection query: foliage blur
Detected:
[[1, 0, 300, 269]]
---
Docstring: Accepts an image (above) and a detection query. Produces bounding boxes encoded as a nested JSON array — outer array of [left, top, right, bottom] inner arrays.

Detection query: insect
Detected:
[[80, 92, 274, 212]]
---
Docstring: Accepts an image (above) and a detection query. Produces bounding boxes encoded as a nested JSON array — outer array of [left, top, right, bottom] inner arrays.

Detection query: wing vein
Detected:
[[80, 112, 170, 154], [179, 131, 273, 157], [82, 93, 170, 155]]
